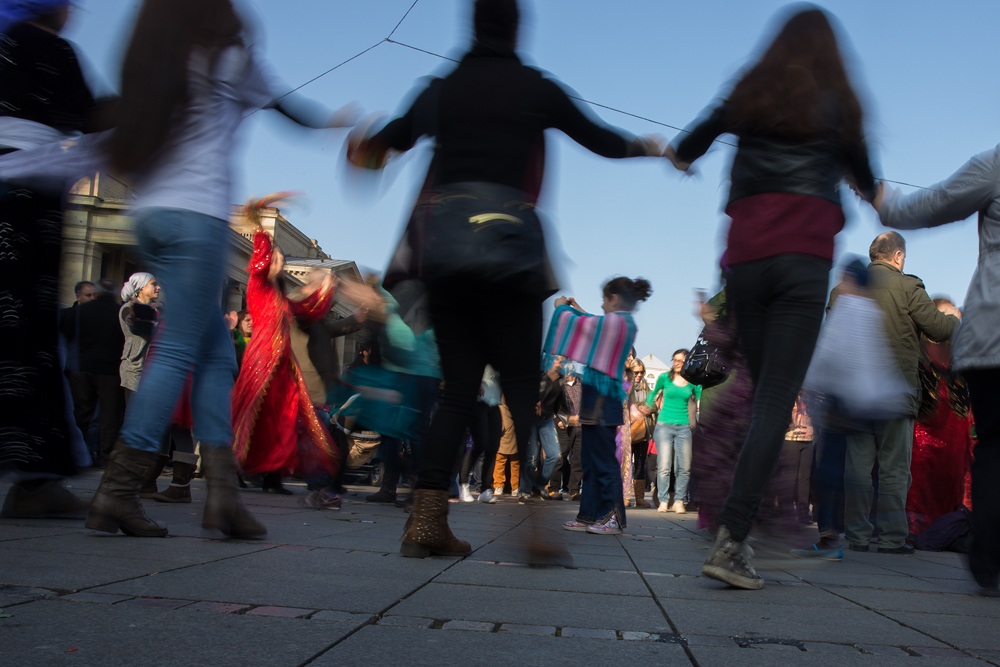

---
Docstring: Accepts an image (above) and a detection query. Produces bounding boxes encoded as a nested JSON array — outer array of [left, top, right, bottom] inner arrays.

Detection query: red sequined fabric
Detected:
[[906, 340, 975, 537], [231, 230, 340, 477]]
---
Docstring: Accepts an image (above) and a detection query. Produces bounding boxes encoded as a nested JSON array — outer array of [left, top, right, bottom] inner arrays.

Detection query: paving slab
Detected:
[[0, 546, 187, 592], [648, 574, 856, 607], [390, 582, 672, 633], [881, 610, 1000, 651], [661, 597, 946, 646], [310, 624, 691, 667], [0, 532, 275, 564], [92, 547, 454, 613], [0, 599, 353, 667], [822, 586, 1000, 618], [689, 646, 979, 665], [434, 559, 650, 596]]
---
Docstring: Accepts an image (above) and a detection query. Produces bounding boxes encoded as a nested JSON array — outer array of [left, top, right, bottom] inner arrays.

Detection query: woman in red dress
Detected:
[[231, 198, 341, 493], [906, 299, 975, 539]]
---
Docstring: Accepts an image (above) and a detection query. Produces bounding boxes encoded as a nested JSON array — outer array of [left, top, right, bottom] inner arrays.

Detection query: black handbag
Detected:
[[680, 330, 729, 389]]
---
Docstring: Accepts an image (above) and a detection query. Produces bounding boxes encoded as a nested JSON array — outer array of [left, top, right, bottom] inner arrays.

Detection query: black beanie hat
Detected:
[[474, 0, 519, 44]]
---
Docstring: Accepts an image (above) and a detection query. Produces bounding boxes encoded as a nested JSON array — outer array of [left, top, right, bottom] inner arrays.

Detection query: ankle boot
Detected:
[[150, 452, 198, 503], [138, 455, 169, 499], [85, 442, 168, 537], [400, 489, 471, 558], [634, 480, 651, 508], [201, 447, 267, 538]]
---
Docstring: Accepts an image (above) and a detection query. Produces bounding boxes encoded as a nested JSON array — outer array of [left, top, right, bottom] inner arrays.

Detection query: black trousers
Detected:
[[550, 425, 583, 494], [964, 369, 1000, 588], [633, 438, 650, 484], [417, 279, 542, 491], [717, 254, 829, 542], [72, 371, 125, 465], [460, 402, 502, 492]]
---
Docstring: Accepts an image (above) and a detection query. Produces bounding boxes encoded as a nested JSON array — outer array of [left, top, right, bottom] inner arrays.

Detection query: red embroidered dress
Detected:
[[231, 230, 339, 477], [905, 339, 975, 536]]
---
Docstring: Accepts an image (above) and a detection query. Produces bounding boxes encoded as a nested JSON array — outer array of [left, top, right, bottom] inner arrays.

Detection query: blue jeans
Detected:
[[577, 384, 626, 526], [654, 422, 692, 505], [520, 416, 560, 493], [120, 209, 237, 453]]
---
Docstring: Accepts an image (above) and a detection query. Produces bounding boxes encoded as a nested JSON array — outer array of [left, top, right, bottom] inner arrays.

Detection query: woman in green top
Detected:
[[641, 349, 701, 513]]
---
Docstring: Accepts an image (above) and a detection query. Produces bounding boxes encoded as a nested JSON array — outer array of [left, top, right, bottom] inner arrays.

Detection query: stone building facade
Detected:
[[63, 172, 364, 361]]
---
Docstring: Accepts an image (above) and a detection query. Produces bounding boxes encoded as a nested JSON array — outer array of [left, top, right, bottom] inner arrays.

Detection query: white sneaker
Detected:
[[658, 502, 669, 513], [511, 488, 519, 497], [673, 501, 686, 514], [478, 489, 496, 504], [459, 484, 475, 503], [494, 486, 504, 497]]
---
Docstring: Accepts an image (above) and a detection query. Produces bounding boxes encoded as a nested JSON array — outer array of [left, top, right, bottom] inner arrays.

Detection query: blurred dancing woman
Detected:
[[875, 149, 1000, 597], [666, 7, 877, 589], [232, 197, 340, 497], [0, 0, 96, 518], [0, 0, 357, 537], [553, 278, 650, 535], [349, 0, 662, 557]]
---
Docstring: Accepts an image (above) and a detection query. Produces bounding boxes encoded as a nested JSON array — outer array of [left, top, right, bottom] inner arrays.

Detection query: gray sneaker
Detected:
[[701, 525, 763, 590], [478, 489, 496, 504]]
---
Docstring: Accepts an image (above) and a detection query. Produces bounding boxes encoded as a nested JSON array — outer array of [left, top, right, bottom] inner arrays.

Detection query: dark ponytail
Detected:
[[602, 277, 652, 311]]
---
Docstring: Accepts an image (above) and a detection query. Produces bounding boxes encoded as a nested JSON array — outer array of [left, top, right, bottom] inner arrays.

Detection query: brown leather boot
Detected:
[[85, 443, 168, 537], [634, 480, 651, 508], [400, 489, 471, 558], [138, 455, 168, 499], [149, 452, 198, 503], [201, 447, 266, 538]]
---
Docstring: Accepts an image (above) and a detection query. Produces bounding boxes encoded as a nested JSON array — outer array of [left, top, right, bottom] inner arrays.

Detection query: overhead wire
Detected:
[[259, 2, 935, 191]]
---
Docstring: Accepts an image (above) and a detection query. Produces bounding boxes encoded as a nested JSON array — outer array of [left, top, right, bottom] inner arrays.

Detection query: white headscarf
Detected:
[[121, 272, 154, 302]]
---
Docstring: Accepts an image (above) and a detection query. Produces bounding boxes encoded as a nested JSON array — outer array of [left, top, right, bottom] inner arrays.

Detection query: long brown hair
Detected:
[[726, 7, 863, 145], [108, 0, 243, 174]]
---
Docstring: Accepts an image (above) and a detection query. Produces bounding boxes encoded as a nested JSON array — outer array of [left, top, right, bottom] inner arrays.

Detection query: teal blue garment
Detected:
[[329, 365, 421, 441], [377, 287, 442, 380]]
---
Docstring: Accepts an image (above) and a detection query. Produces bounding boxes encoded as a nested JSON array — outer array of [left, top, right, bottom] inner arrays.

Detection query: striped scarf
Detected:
[[542, 305, 637, 401]]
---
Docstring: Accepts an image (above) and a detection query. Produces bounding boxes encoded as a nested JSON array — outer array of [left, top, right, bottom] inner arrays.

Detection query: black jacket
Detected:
[[77, 294, 125, 376], [539, 372, 568, 421], [299, 314, 364, 391], [675, 102, 877, 206]]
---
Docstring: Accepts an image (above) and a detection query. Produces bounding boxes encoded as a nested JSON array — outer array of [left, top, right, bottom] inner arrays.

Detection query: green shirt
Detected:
[[646, 373, 701, 425]]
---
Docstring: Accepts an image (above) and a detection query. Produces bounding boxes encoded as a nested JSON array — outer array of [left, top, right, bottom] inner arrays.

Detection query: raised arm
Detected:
[[878, 146, 1000, 230], [544, 78, 659, 158]]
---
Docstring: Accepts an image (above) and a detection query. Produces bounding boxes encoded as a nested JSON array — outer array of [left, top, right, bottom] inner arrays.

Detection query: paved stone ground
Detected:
[[1, 469, 996, 666]]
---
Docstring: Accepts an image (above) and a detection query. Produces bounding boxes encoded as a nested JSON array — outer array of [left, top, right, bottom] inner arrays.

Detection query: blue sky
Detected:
[[65, 1, 993, 360]]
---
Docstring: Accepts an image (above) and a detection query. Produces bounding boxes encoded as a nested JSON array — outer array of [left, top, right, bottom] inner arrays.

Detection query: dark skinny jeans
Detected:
[[964, 369, 1000, 588], [417, 279, 542, 491], [717, 254, 829, 542]]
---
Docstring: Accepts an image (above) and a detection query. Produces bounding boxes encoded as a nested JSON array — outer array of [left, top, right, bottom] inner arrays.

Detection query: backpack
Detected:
[[915, 505, 974, 554]]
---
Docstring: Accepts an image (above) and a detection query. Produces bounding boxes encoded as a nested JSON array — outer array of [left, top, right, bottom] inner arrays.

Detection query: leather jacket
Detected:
[[675, 103, 877, 206]]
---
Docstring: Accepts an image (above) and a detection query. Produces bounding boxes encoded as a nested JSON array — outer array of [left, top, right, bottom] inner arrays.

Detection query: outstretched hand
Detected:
[[663, 144, 692, 173], [224, 310, 238, 331]]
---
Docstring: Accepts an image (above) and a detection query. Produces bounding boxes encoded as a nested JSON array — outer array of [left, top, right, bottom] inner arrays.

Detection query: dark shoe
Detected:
[[570, 493, 581, 502], [545, 490, 564, 501], [261, 473, 292, 495], [301, 489, 341, 510], [149, 453, 198, 504], [137, 455, 169, 499], [701, 525, 763, 590], [878, 544, 915, 555], [366, 489, 397, 504], [634, 480, 651, 509], [85, 442, 168, 537], [395, 494, 414, 510], [2, 481, 88, 518], [400, 489, 472, 558], [201, 447, 267, 538], [848, 543, 871, 552]]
